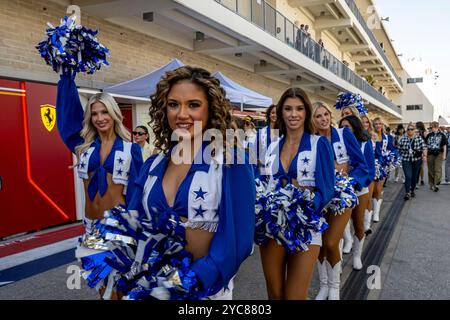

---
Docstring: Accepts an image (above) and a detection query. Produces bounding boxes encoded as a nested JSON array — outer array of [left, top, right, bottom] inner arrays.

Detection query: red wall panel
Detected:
[[0, 79, 76, 238], [120, 105, 133, 133], [25, 81, 77, 221], [0, 79, 34, 237]]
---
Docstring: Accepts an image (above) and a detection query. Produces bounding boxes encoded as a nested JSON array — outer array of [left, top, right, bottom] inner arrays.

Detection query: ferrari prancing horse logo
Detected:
[[40, 104, 56, 132]]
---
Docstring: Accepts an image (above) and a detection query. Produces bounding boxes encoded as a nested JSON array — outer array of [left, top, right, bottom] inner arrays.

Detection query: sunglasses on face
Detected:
[[132, 131, 146, 136], [407, 128, 414, 131]]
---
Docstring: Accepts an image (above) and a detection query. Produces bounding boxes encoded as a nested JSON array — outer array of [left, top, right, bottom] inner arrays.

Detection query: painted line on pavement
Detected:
[[0, 248, 76, 288], [341, 186, 405, 300], [0, 237, 79, 271]]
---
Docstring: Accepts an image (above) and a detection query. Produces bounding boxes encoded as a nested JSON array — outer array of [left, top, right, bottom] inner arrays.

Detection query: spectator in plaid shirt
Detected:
[[398, 123, 427, 200]]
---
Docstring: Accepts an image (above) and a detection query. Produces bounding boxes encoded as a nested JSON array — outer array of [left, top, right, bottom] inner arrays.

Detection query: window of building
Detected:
[[406, 105, 423, 111], [407, 77, 424, 84]]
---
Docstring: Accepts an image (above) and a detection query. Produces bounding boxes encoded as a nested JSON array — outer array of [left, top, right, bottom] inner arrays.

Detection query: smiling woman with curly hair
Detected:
[[149, 66, 233, 154], [126, 65, 255, 300]]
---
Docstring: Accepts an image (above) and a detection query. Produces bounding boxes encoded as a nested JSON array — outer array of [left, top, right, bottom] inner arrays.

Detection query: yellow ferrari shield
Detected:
[[40, 104, 56, 132]]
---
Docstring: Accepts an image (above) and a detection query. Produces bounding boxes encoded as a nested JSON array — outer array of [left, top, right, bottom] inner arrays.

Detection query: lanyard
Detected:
[[408, 137, 414, 150]]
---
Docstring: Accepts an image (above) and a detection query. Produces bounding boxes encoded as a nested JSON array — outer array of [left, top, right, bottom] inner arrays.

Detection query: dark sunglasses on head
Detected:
[[132, 131, 146, 136]]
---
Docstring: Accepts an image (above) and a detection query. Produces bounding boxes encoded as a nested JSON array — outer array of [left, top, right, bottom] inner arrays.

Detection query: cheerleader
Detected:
[[254, 104, 280, 175], [312, 101, 369, 300], [125, 66, 255, 299], [337, 93, 368, 253], [256, 104, 279, 152], [339, 115, 375, 270], [361, 115, 377, 232], [257, 88, 335, 300], [340, 105, 360, 119], [372, 117, 396, 222], [56, 71, 144, 249]]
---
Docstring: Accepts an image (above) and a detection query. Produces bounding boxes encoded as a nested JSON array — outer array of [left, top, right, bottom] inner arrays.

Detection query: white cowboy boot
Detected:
[[372, 199, 383, 222], [342, 221, 353, 254], [326, 260, 341, 300], [364, 209, 373, 235], [352, 235, 365, 271], [315, 260, 329, 300]]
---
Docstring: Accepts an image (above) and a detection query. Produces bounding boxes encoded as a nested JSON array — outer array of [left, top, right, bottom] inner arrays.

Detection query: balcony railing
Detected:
[[344, 0, 403, 87], [214, 0, 401, 115]]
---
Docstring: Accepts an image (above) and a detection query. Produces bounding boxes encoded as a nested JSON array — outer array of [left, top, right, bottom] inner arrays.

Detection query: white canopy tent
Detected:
[[212, 71, 272, 111], [104, 59, 184, 98], [439, 116, 450, 126], [104, 59, 272, 112]]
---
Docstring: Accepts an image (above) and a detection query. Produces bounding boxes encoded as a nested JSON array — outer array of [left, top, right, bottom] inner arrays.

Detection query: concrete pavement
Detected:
[[373, 182, 450, 300], [2, 174, 449, 300]]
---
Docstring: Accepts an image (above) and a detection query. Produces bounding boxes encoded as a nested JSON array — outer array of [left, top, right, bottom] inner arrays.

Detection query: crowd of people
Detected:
[[54, 62, 450, 301], [391, 122, 448, 198]]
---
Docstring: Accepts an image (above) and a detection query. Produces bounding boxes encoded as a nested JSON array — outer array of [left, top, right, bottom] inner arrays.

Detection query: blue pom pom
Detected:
[[383, 151, 401, 173], [325, 170, 359, 216], [77, 205, 208, 300], [335, 91, 368, 116], [36, 16, 109, 75], [374, 159, 388, 181], [254, 178, 328, 252]]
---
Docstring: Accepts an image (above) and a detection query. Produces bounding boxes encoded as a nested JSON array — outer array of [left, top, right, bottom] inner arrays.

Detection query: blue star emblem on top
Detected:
[[302, 157, 310, 165], [193, 187, 208, 201], [338, 153, 344, 159], [194, 205, 207, 218], [337, 145, 343, 150], [118, 157, 124, 165], [301, 169, 309, 177]]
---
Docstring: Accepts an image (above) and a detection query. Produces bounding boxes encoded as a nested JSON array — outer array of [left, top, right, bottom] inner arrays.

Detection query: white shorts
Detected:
[[356, 187, 369, 197], [206, 279, 234, 300], [310, 231, 322, 247]]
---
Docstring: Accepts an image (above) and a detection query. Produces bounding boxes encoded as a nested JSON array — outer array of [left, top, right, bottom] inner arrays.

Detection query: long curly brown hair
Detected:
[[149, 66, 233, 154]]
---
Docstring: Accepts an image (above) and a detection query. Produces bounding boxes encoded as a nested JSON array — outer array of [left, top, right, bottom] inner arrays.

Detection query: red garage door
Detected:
[[0, 79, 76, 238]]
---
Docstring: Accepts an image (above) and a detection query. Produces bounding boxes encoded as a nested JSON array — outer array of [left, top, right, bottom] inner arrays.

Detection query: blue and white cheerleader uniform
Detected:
[[76, 143, 255, 300], [253, 126, 280, 174], [255, 132, 335, 251], [327, 127, 370, 214], [358, 137, 376, 196], [374, 133, 397, 180], [386, 134, 401, 172], [256, 126, 279, 152], [124, 143, 256, 299], [56, 74, 143, 241]]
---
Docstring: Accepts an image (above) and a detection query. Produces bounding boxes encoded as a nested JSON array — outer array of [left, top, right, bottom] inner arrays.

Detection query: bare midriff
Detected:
[[178, 215, 214, 261], [335, 162, 349, 175], [83, 173, 126, 220], [280, 176, 315, 192], [184, 224, 215, 262]]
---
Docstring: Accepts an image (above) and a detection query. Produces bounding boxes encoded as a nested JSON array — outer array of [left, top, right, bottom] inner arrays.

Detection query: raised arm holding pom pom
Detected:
[[37, 16, 144, 299]]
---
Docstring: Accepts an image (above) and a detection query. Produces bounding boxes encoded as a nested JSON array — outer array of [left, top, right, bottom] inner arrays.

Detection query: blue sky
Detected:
[[375, 0, 450, 115]]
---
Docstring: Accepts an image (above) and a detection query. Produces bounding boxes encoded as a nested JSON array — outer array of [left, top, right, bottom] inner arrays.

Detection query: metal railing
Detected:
[[214, 0, 401, 115], [344, 0, 403, 87]]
